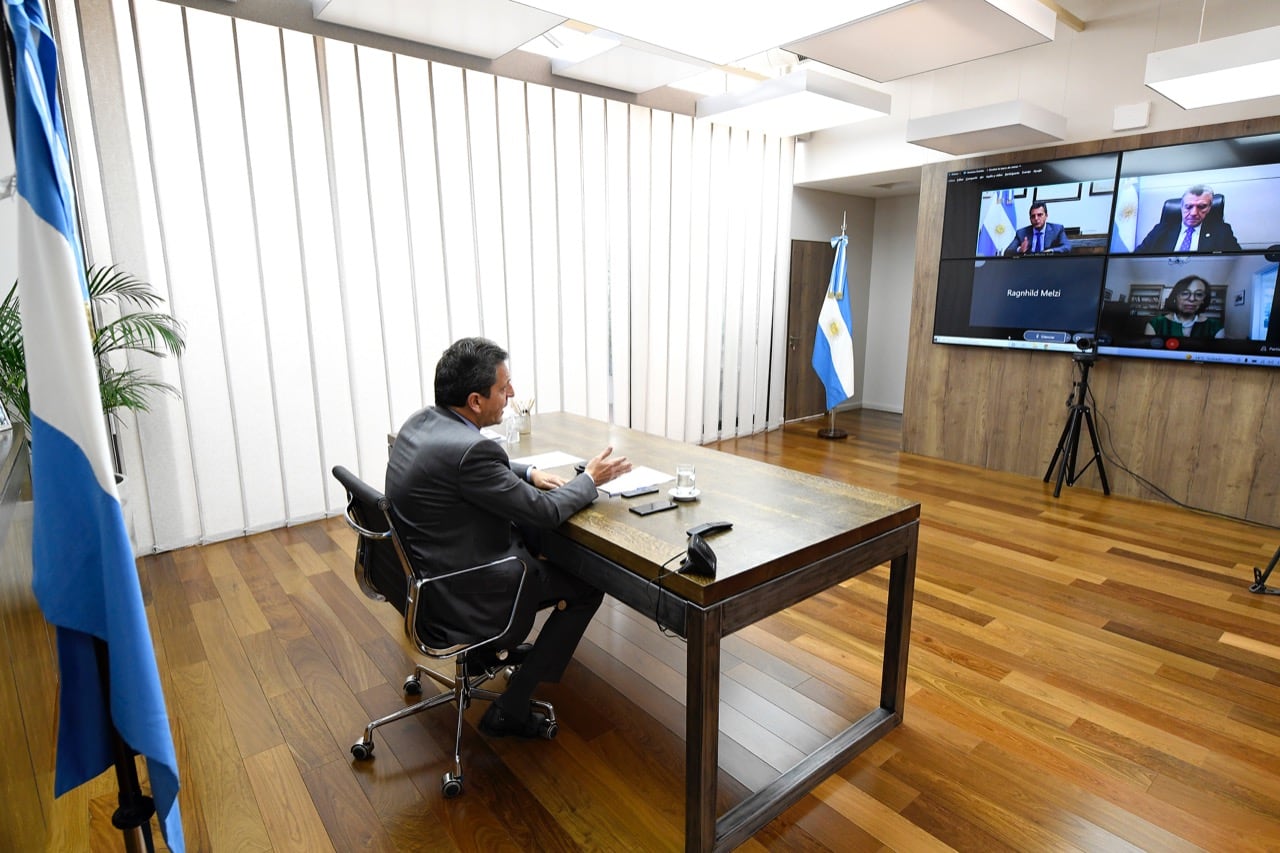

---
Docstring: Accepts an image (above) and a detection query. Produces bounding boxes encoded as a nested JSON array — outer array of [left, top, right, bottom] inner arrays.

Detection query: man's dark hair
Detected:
[[1029, 201, 1047, 215], [435, 337, 508, 407]]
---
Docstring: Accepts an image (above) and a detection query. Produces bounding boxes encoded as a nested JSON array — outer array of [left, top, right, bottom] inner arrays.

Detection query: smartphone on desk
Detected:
[[629, 499, 677, 516], [620, 485, 659, 499]]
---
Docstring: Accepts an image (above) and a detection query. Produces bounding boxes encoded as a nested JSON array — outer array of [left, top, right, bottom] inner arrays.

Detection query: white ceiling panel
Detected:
[[785, 0, 1055, 82], [313, 0, 566, 60], [513, 0, 905, 65], [552, 42, 710, 94], [905, 99, 1066, 155]]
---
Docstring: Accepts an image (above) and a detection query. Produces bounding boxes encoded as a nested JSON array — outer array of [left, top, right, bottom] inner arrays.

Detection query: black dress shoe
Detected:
[[479, 704, 549, 739]]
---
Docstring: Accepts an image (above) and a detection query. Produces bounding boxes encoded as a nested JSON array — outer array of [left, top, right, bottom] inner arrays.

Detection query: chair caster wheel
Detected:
[[441, 773, 463, 798], [403, 676, 422, 696], [540, 720, 558, 740], [351, 741, 374, 760]]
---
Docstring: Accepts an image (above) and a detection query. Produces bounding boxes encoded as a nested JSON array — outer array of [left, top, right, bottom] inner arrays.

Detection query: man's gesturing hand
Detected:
[[585, 446, 632, 486]]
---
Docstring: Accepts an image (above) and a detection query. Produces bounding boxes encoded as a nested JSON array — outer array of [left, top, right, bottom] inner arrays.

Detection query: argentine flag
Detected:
[[977, 189, 1016, 256], [6, 1, 183, 849], [1110, 177, 1139, 253], [811, 233, 855, 411]]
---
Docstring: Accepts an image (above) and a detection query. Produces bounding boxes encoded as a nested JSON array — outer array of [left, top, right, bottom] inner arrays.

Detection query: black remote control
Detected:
[[686, 521, 732, 537]]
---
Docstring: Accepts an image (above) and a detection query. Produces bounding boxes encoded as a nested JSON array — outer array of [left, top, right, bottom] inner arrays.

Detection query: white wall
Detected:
[[797, 0, 1280, 188], [790, 187, 875, 408], [864, 195, 917, 413]]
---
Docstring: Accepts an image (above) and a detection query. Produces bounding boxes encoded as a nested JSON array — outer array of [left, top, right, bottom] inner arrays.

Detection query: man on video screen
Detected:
[[1135, 184, 1241, 253], [1004, 202, 1071, 255]]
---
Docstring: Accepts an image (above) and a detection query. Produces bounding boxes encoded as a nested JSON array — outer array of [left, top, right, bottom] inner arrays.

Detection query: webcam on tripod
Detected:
[[1045, 335, 1110, 498], [1072, 334, 1098, 362]]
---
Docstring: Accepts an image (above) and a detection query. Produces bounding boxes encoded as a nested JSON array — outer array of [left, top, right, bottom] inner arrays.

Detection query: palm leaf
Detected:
[[93, 312, 186, 360], [0, 266, 185, 431]]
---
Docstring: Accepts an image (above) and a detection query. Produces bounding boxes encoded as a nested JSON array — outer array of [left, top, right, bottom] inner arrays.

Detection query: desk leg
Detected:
[[880, 544, 917, 715], [685, 605, 721, 852]]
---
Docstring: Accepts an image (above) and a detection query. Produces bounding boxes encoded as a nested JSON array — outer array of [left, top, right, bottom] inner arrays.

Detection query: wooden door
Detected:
[[784, 240, 837, 421]]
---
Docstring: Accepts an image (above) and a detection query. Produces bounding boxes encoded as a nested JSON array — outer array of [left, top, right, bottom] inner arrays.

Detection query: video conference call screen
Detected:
[[933, 132, 1280, 367]]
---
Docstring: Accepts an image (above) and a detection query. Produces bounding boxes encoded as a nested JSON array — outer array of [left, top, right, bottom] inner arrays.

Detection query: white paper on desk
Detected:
[[480, 427, 509, 442], [597, 465, 674, 496], [510, 450, 584, 469]]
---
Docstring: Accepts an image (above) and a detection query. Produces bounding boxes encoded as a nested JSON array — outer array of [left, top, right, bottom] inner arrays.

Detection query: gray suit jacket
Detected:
[[385, 405, 599, 644]]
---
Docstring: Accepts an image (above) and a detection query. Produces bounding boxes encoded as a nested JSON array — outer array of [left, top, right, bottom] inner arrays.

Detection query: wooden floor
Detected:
[[4, 409, 1280, 851]]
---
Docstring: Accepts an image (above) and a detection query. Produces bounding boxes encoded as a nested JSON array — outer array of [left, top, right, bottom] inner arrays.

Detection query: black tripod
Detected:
[[1251, 546, 1280, 595], [1044, 353, 1110, 498]]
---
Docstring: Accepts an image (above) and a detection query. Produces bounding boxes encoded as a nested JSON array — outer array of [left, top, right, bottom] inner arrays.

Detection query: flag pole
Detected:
[[818, 211, 849, 440], [1, 13, 15, 149], [94, 639, 158, 853]]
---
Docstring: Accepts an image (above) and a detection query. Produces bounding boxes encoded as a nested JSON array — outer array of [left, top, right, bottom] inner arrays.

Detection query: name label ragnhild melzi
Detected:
[[1007, 288, 1063, 298]]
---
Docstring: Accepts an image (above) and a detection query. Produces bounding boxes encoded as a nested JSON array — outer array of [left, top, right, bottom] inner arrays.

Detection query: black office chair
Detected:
[[331, 465, 557, 798], [1160, 193, 1224, 229]]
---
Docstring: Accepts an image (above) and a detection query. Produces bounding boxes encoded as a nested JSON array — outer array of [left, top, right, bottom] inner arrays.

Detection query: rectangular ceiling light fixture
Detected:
[[785, 0, 1056, 83], [905, 99, 1065, 155], [551, 38, 711, 93], [696, 68, 890, 138], [1145, 25, 1280, 110], [514, 0, 903, 65], [312, 0, 565, 60]]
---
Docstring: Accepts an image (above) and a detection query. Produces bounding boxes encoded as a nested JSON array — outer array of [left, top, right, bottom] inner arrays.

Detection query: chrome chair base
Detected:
[[350, 656, 556, 798]]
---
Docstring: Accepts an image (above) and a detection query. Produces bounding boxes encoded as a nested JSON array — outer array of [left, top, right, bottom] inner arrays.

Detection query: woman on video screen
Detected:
[[1143, 275, 1225, 339]]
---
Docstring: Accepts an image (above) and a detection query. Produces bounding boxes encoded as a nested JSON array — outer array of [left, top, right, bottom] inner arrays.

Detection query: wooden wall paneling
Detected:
[[903, 117, 1280, 523], [1193, 366, 1268, 510], [1016, 352, 1068, 479], [1086, 358, 1152, 489], [903, 164, 947, 459], [1246, 383, 1280, 522]]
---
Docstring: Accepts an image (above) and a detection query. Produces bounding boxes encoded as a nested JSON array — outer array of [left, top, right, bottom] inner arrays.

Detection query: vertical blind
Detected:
[[64, 0, 794, 552]]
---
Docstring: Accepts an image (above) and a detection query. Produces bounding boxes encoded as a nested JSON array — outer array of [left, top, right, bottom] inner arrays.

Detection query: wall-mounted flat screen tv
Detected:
[[1096, 254, 1280, 366], [934, 154, 1120, 353], [1095, 133, 1280, 367], [933, 132, 1280, 367]]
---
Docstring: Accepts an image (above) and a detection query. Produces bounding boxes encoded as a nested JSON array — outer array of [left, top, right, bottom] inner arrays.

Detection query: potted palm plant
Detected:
[[0, 264, 186, 442]]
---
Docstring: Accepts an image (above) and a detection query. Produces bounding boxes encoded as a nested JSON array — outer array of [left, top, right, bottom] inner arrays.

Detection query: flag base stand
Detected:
[[95, 639, 157, 853], [817, 410, 847, 440]]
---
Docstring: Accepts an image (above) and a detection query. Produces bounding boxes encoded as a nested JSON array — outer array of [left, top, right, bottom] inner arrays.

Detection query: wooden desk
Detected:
[[522, 413, 920, 852]]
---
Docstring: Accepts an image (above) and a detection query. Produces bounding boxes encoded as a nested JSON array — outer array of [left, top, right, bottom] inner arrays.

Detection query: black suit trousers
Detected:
[[493, 556, 603, 712]]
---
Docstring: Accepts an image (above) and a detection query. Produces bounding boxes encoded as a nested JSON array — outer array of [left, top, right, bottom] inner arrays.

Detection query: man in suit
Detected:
[[1135, 184, 1241, 253], [1004, 201, 1071, 255], [386, 337, 631, 738]]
